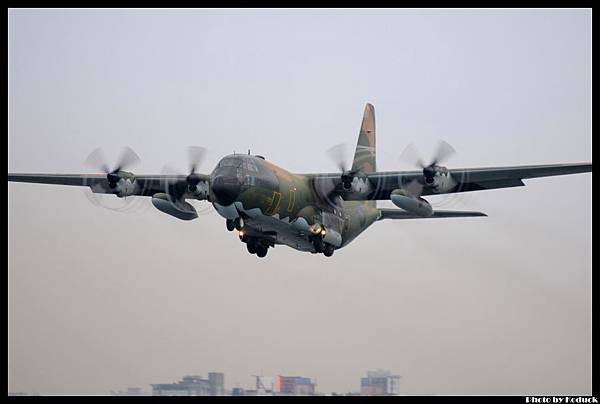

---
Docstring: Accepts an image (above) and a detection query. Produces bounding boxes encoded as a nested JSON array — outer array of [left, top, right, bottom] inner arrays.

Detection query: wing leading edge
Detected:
[[378, 209, 487, 220], [306, 162, 591, 201], [369, 162, 592, 199], [7, 173, 206, 197]]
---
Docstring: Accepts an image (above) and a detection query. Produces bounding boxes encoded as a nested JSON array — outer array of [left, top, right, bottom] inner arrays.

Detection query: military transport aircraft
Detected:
[[8, 104, 592, 258]]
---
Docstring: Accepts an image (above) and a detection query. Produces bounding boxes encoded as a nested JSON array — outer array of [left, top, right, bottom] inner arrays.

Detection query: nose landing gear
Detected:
[[226, 217, 245, 232], [226, 219, 235, 231]]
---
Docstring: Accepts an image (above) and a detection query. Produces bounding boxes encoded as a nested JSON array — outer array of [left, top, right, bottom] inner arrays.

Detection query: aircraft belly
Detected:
[[243, 214, 315, 252], [216, 201, 316, 252], [213, 202, 239, 219]]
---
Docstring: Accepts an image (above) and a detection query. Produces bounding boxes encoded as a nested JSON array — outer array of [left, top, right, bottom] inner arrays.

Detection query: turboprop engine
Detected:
[[390, 189, 433, 217], [84, 147, 142, 198], [422, 166, 457, 193], [152, 193, 198, 221], [107, 174, 139, 197]]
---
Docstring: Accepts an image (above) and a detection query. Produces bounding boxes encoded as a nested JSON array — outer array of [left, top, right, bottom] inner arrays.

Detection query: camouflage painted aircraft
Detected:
[[8, 104, 592, 258]]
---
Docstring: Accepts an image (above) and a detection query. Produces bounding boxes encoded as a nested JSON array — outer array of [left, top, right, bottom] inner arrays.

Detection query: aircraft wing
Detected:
[[378, 209, 487, 220], [308, 162, 591, 200], [7, 173, 208, 198]]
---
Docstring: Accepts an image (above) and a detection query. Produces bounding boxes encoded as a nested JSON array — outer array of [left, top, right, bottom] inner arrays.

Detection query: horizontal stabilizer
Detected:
[[378, 208, 487, 220]]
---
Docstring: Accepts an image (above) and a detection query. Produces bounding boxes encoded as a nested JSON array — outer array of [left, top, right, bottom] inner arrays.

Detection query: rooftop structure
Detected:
[[111, 387, 147, 396], [360, 369, 400, 396], [275, 375, 316, 396], [151, 373, 225, 396]]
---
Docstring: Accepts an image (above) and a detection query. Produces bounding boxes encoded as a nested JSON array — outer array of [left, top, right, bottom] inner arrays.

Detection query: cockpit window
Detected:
[[243, 159, 258, 172], [217, 156, 259, 172], [218, 158, 238, 168]]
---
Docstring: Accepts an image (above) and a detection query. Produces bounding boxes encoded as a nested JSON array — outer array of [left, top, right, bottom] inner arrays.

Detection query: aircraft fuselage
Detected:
[[210, 154, 379, 256]]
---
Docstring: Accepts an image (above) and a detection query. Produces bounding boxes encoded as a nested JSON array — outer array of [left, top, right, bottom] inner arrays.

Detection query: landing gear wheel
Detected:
[[323, 243, 335, 257], [313, 237, 324, 253], [256, 245, 268, 258], [226, 219, 235, 232], [234, 217, 244, 231], [246, 238, 256, 254]]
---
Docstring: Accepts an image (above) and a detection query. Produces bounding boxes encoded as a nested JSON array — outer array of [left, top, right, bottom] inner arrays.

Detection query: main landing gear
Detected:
[[246, 238, 269, 258], [236, 227, 271, 258], [243, 235, 270, 258], [312, 236, 335, 257]]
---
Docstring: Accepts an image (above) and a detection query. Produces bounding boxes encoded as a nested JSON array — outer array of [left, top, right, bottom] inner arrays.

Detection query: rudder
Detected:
[[351, 103, 376, 174]]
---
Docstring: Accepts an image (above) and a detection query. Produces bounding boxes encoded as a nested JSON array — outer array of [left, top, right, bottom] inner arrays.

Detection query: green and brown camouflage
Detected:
[[213, 155, 379, 249], [208, 103, 381, 252], [351, 103, 376, 176]]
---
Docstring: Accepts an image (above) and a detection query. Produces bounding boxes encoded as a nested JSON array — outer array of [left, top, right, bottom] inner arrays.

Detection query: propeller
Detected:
[[161, 146, 208, 195], [399, 140, 456, 186], [160, 146, 213, 216], [186, 146, 207, 192], [326, 143, 359, 190], [82, 146, 146, 213], [84, 146, 140, 188], [398, 140, 474, 209]]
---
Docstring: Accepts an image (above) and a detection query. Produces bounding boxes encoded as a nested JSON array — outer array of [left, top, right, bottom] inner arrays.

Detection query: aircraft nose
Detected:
[[211, 175, 241, 206]]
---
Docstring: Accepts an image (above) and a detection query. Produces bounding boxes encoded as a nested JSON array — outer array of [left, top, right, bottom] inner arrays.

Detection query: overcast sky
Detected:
[[8, 9, 591, 395]]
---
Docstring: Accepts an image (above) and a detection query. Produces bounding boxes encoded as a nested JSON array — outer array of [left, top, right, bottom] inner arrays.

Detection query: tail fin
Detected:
[[351, 103, 376, 174]]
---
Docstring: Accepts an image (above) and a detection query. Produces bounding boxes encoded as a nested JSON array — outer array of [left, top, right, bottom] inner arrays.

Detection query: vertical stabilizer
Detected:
[[351, 103, 376, 174]]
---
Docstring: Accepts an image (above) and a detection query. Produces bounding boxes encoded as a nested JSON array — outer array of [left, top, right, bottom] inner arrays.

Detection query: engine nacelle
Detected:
[[346, 175, 373, 194], [114, 177, 140, 197], [390, 189, 433, 217], [90, 175, 139, 197], [152, 193, 198, 221], [425, 168, 457, 194]]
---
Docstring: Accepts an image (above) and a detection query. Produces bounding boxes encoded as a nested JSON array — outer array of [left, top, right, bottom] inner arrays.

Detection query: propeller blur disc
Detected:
[[84, 147, 110, 173], [326, 143, 349, 173], [431, 140, 456, 166], [188, 146, 207, 174], [114, 146, 141, 172], [399, 143, 426, 169]]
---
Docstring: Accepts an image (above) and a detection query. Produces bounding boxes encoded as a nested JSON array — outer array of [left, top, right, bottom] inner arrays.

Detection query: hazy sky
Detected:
[[8, 9, 591, 395]]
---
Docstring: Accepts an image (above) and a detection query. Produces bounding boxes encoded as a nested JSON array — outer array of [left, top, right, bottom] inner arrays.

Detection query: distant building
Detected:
[[208, 372, 225, 395], [274, 376, 316, 395], [360, 369, 400, 395], [151, 373, 225, 396], [231, 387, 245, 396], [111, 387, 147, 396]]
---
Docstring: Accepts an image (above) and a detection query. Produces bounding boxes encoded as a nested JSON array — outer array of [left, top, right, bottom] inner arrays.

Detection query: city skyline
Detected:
[[116, 369, 400, 396], [11, 369, 402, 396]]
